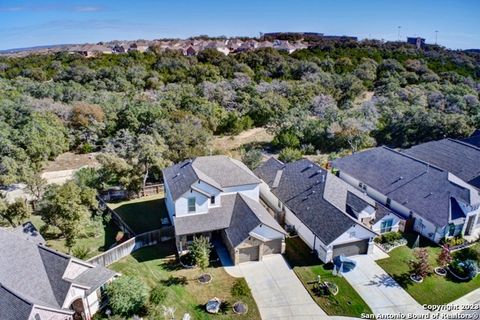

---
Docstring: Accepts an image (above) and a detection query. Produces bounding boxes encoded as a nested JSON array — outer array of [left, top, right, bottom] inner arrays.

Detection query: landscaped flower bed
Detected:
[[378, 238, 408, 252]]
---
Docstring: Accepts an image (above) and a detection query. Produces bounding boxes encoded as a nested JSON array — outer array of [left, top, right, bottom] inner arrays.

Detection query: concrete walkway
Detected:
[[342, 254, 427, 315], [219, 250, 326, 320]]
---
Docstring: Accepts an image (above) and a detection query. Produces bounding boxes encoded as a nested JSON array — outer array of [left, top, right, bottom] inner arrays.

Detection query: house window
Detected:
[[210, 195, 215, 205], [386, 198, 391, 208], [448, 224, 456, 237], [188, 197, 196, 212], [380, 219, 393, 233], [186, 235, 194, 242]]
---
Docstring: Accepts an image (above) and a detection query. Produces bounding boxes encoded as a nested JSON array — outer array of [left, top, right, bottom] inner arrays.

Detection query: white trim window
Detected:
[[188, 197, 196, 213]]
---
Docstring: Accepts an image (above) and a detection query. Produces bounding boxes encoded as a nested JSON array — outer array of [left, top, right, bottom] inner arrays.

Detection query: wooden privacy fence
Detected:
[[98, 197, 136, 237], [141, 183, 164, 197], [87, 226, 174, 267]]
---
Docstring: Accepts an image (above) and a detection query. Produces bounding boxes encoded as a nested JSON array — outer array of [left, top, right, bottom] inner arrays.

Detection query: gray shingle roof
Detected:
[[12, 222, 45, 245], [174, 193, 285, 247], [462, 134, 480, 148], [403, 139, 480, 188], [346, 192, 372, 217], [0, 228, 115, 316], [163, 156, 260, 201], [255, 158, 374, 245], [74, 266, 117, 295], [0, 285, 34, 320], [333, 147, 472, 227], [225, 194, 286, 248]]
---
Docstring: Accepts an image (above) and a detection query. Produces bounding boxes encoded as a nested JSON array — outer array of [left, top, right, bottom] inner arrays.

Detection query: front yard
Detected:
[[108, 193, 169, 234], [377, 233, 480, 304], [108, 242, 261, 320], [284, 236, 373, 317]]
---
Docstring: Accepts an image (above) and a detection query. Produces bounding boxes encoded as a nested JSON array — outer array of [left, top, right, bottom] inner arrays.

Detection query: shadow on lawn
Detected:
[[284, 236, 322, 267], [131, 241, 177, 263]]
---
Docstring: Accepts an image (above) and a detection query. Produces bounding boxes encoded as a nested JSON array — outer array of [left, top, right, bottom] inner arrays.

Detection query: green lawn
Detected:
[[109, 242, 261, 320], [30, 214, 119, 259], [108, 193, 168, 234], [376, 233, 480, 304], [284, 236, 373, 317]]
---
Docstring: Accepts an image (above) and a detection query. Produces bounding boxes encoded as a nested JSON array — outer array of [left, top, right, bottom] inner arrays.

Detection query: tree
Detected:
[[410, 248, 432, 278], [22, 169, 47, 201], [437, 245, 452, 267], [189, 236, 211, 273], [106, 276, 149, 316], [278, 148, 303, 163], [0, 197, 31, 227], [39, 181, 97, 250], [241, 148, 262, 170], [136, 133, 170, 188]]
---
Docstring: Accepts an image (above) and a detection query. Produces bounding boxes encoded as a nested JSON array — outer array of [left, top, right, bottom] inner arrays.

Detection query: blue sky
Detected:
[[0, 0, 479, 50]]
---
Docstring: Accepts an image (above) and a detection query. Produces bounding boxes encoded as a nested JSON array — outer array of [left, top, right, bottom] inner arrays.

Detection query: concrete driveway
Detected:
[[225, 254, 326, 320], [342, 254, 426, 315]]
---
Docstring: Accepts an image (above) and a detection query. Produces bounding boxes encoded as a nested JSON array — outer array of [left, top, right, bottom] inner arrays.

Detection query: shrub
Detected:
[[278, 147, 303, 163], [409, 248, 432, 278], [150, 284, 168, 305], [106, 276, 149, 316], [231, 279, 250, 297], [381, 231, 402, 244], [189, 236, 212, 272], [437, 245, 452, 267], [72, 245, 90, 259]]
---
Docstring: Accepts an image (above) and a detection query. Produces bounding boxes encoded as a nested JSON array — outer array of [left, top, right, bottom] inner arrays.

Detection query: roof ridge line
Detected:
[[383, 146, 444, 171], [448, 138, 480, 151], [0, 283, 34, 306]]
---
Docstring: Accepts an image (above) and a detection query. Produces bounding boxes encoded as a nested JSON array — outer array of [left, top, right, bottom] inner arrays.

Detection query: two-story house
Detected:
[[0, 226, 116, 320], [333, 146, 480, 243], [162, 156, 286, 265]]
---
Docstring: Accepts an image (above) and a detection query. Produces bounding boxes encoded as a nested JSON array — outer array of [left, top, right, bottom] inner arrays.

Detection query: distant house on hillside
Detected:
[[333, 146, 480, 243], [0, 227, 116, 320], [407, 37, 426, 49], [255, 158, 379, 262], [69, 44, 112, 57], [162, 156, 286, 265], [128, 42, 149, 53]]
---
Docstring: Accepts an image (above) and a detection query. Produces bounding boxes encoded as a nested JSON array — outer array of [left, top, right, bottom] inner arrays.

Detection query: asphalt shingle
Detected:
[[256, 158, 371, 245], [333, 147, 472, 227]]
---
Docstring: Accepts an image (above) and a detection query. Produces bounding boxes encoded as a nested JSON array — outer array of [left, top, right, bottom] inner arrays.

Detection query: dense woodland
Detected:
[[1, 40, 480, 194]]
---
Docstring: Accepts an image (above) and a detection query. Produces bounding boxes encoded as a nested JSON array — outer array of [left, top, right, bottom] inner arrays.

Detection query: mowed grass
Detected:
[[108, 193, 169, 234], [30, 214, 119, 259], [284, 237, 373, 317], [376, 233, 480, 304], [109, 242, 261, 320]]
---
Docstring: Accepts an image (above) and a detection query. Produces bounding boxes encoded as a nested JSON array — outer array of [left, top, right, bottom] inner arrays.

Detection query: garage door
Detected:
[[332, 240, 368, 258], [262, 239, 282, 256], [238, 246, 259, 263]]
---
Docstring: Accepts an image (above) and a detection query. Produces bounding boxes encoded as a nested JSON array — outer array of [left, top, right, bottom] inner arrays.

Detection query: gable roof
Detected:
[[0, 228, 116, 315], [255, 158, 375, 245], [174, 193, 285, 246], [332, 147, 472, 227], [403, 138, 480, 188], [225, 194, 286, 248], [163, 156, 260, 201]]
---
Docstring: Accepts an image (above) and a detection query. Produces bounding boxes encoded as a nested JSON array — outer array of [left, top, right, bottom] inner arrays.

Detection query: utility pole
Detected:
[[435, 30, 438, 45], [397, 26, 402, 41]]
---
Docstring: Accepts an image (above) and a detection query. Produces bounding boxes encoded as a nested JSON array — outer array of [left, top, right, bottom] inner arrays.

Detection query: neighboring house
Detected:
[[272, 40, 297, 53], [461, 129, 480, 148], [0, 228, 116, 320], [128, 43, 149, 53], [162, 156, 286, 265], [255, 158, 377, 263], [403, 138, 480, 189], [333, 147, 480, 243], [69, 44, 112, 57], [407, 36, 426, 49]]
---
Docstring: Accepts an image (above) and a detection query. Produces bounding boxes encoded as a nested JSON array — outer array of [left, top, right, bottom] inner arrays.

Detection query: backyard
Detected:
[[108, 193, 169, 234], [30, 214, 119, 259], [108, 241, 261, 320], [284, 236, 373, 317], [377, 233, 480, 304]]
